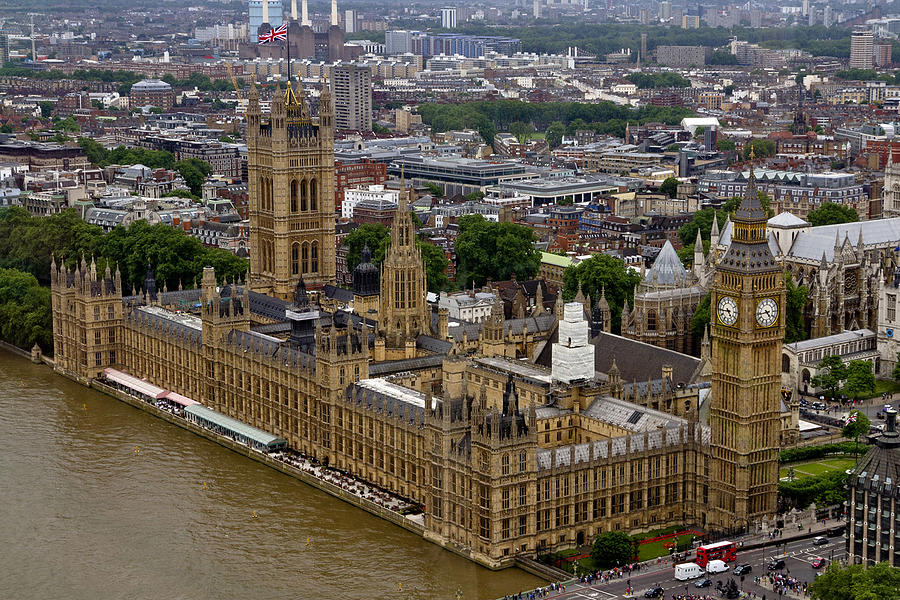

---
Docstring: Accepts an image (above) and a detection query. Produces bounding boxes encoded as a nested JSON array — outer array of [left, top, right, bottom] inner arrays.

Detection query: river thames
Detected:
[[0, 350, 543, 600]]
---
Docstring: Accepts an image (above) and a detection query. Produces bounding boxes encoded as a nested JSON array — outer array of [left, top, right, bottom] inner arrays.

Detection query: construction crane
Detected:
[[226, 62, 246, 117]]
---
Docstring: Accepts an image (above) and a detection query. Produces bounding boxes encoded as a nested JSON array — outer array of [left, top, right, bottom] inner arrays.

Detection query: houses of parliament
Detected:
[[50, 81, 788, 568]]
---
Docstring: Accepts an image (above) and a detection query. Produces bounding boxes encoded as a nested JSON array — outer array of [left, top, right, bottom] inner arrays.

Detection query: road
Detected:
[[515, 535, 847, 600]]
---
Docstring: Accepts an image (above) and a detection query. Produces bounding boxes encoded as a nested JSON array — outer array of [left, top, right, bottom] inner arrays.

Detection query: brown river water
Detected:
[[0, 349, 542, 600]]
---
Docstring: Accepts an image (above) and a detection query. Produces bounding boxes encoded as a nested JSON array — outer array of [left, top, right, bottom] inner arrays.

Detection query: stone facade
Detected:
[[247, 80, 336, 299]]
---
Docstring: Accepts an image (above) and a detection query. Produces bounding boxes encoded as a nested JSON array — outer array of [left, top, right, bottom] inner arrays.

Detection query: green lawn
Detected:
[[637, 534, 694, 562], [875, 380, 900, 396], [780, 457, 856, 479]]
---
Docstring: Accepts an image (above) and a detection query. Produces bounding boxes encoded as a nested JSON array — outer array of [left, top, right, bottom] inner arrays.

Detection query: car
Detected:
[[826, 524, 846, 537], [799, 398, 809, 407], [733, 564, 753, 576], [811, 557, 827, 569], [644, 586, 665, 598], [813, 536, 828, 546], [768, 559, 786, 570], [695, 578, 712, 588], [812, 402, 826, 410]]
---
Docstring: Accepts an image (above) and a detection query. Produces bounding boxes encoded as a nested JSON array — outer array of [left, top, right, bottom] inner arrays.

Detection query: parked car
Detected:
[[644, 586, 665, 598], [695, 578, 712, 588], [798, 398, 809, 407], [733, 564, 752, 576], [813, 536, 828, 546], [811, 557, 827, 569], [768, 559, 786, 570], [812, 402, 826, 410], [826, 524, 846, 537]]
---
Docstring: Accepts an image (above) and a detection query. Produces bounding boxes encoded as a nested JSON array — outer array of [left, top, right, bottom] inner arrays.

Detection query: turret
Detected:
[[318, 76, 333, 133]]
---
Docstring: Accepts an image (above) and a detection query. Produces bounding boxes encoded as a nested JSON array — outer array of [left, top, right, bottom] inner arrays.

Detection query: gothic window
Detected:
[[502, 454, 509, 475], [311, 241, 319, 273], [301, 243, 309, 274], [94, 306, 101, 320], [310, 178, 318, 211], [300, 179, 308, 211], [290, 180, 298, 213], [647, 310, 657, 331], [291, 243, 300, 275]]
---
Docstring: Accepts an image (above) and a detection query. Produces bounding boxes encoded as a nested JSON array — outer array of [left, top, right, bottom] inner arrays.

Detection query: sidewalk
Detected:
[[731, 518, 835, 553]]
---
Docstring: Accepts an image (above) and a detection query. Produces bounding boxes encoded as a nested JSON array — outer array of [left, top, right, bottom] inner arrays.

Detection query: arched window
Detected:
[[258, 176, 265, 209], [301, 243, 309, 274], [291, 243, 300, 275], [311, 241, 319, 273], [290, 180, 298, 213], [310, 178, 318, 211], [647, 310, 657, 331], [300, 179, 308, 212], [782, 354, 791, 373]]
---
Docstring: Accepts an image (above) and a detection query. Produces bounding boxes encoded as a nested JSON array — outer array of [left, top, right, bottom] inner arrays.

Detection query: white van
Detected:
[[674, 562, 704, 581], [706, 559, 729, 574]]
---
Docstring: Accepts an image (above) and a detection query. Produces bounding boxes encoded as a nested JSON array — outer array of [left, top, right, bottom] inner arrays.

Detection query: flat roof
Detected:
[[540, 252, 575, 268], [138, 305, 203, 331], [184, 404, 286, 447], [104, 368, 166, 399], [356, 378, 430, 409]]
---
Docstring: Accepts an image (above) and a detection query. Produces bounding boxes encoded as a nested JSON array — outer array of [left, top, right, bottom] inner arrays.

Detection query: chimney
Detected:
[[262, 0, 269, 25]]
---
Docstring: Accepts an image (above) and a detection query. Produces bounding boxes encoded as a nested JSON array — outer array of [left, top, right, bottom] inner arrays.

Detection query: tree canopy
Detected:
[[743, 139, 776, 160], [174, 158, 213, 196], [659, 176, 679, 199], [342, 222, 449, 292], [562, 254, 641, 335], [79, 138, 176, 170], [843, 409, 872, 443], [0, 207, 246, 293], [811, 355, 847, 399], [806, 202, 859, 227], [455, 215, 540, 287], [417, 99, 694, 143], [784, 273, 809, 344], [844, 361, 876, 401], [591, 531, 635, 569], [0, 268, 52, 352], [627, 72, 691, 89], [677, 208, 727, 247], [810, 562, 900, 600]]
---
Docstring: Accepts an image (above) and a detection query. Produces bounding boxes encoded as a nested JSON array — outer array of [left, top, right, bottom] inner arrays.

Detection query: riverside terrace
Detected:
[[97, 367, 420, 517]]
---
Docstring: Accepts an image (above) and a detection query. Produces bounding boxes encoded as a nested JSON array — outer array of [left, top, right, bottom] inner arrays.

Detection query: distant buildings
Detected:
[[850, 29, 875, 70], [248, 0, 284, 42], [129, 79, 175, 111], [656, 45, 709, 67], [440, 7, 458, 29], [333, 64, 372, 132], [384, 30, 520, 58]]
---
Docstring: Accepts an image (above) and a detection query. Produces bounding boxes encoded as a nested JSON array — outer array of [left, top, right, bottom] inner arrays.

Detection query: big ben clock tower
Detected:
[[709, 163, 785, 531]]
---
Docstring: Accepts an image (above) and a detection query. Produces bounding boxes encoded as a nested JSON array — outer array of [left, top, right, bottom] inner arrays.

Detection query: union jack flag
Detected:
[[844, 412, 858, 426], [258, 23, 287, 44]]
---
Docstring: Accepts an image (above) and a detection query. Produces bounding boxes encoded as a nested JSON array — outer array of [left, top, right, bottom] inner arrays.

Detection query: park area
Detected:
[[779, 457, 856, 480]]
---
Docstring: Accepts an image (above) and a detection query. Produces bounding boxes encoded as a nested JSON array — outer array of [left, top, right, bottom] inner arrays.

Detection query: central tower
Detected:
[[709, 165, 784, 530], [247, 79, 336, 300]]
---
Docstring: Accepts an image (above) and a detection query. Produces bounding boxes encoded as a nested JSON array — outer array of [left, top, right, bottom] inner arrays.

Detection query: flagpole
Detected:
[[286, 20, 291, 84]]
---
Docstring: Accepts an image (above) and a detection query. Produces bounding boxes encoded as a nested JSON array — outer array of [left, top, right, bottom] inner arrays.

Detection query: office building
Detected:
[[441, 7, 458, 29], [656, 45, 708, 67], [850, 30, 875, 70], [344, 9, 356, 33], [248, 0, 284, 42], [333, 63, 372, 132], [659, 1, 672, 20]]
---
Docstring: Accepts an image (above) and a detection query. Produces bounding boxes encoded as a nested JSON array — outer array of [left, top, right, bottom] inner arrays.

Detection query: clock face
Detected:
[[717, 296, 738, 326], [756, 298, 778, 328]]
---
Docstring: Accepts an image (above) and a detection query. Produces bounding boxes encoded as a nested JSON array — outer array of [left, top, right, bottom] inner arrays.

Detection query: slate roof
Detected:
[[787, 218, 900, 262], [534, 327, 701, 385], [853, 412, 900, 498], [644, 240, 688, 285]]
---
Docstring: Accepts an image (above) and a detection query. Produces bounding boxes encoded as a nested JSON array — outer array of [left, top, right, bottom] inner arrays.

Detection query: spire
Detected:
[[694, 228, 703, 252], [710, 212, 720, 238], [574, 282, 586, 306]]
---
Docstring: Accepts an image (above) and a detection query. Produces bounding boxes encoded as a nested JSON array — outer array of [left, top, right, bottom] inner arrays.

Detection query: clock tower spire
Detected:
[[708, 159, 785, 531]]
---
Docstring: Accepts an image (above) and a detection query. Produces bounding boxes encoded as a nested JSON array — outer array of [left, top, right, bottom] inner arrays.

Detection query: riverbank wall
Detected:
[[90, 380, 427, 539]]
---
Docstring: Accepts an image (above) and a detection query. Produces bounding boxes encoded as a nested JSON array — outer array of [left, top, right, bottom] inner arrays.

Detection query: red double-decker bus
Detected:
[[695, 541, 737, 567]]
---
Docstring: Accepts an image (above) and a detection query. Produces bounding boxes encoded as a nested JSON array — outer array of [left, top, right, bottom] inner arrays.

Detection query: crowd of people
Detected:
[[270, 450, 415, 513], [758, 573, 809, 598]]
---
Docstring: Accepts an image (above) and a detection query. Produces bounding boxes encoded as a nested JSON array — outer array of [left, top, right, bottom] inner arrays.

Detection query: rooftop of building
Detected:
[[784, 328, 875, 352]]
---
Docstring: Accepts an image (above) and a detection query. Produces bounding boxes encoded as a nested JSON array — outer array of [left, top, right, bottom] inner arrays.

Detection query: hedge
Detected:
[[779, 441, 867, 464]]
